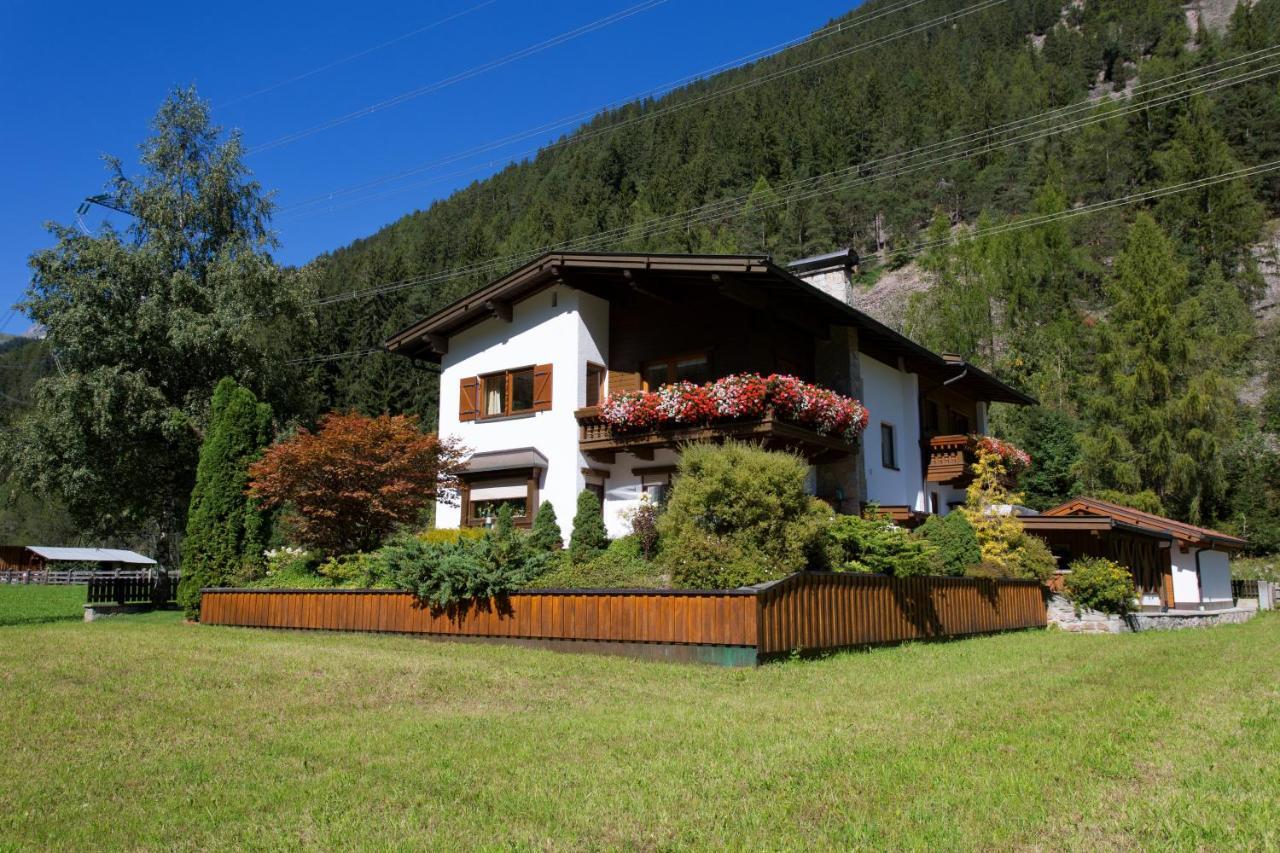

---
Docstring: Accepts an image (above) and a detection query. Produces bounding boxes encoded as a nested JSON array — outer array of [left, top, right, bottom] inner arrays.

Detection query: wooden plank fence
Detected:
[[200, 573, 1046, 665], [86, 575, 179, 607]]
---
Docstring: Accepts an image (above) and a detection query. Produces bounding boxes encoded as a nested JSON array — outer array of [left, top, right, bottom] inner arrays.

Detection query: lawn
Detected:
[[0, 583, 85, 627], [0, 596, 1276, 850]]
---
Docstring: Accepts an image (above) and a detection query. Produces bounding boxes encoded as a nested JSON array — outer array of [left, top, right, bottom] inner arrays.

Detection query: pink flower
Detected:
[[973, 435, 1032, 472]]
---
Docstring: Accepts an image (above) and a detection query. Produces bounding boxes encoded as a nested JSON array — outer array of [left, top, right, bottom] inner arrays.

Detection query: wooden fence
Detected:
[[200, 573, 1046, 665], [86, 575, 179, 607], [0, 568, 163, 586]]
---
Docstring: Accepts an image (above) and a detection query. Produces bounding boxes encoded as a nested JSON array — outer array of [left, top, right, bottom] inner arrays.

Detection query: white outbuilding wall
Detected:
[[1170, 546, 1234, 609], [1197, 548, 1233, 605]]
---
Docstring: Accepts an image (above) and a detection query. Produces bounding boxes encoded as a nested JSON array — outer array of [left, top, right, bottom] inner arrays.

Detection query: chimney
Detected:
[[942, 352, 964, 365], [787, 248, 859, 305]]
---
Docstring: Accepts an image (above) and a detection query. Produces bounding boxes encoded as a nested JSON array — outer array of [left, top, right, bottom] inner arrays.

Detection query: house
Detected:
[[385, 251, 1034, 540], [1025, 497, 1246, 611]]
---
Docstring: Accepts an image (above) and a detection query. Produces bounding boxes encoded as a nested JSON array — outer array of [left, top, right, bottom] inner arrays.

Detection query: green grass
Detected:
[[0, 583, 85, 626], [1, 607, 1277, 849]]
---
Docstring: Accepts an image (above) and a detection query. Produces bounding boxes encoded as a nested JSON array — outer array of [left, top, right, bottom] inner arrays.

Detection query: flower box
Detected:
[[599, 373, 869, 444]]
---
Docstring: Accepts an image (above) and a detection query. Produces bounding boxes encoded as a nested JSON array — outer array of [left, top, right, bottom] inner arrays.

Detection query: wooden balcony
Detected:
[[576, 407, 856, 464], [925, 434, 975, 486]]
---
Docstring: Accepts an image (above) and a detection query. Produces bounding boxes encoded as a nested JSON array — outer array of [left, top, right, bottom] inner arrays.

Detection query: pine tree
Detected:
[[178, 378, 273, 618], [1154, 97, 1265, 276], [569, 491, 607, 565], [1076, 214, 1236, 522], [528, 501, 562, 552]]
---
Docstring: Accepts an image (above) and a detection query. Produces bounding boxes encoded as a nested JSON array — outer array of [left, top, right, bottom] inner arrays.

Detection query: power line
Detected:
[[304, 48, 1280, 309], [217, 0, 502, 108], [299, 158, 1280, 369], [277, 0, 934, 215], [248, 0, 672, 155]]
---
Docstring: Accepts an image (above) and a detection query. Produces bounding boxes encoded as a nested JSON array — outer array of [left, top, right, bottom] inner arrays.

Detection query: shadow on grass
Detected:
[[0, 613, 81, 628]]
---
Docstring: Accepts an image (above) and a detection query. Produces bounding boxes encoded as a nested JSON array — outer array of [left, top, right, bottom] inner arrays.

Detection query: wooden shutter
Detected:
[[459, 376, 480, 422], [608, 369, 642, 394], [533, 364, 553, 412]]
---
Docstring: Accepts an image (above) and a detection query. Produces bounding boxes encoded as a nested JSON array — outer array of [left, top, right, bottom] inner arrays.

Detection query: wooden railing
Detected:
[[86, 575, 179, 607], [201, 573, 1047, 665], [0, 568, 168, 585], [925, 434, 974, 485]]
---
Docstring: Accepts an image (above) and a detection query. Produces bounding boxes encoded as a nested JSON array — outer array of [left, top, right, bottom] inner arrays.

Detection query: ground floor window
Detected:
[[464, 473, 535, 527]]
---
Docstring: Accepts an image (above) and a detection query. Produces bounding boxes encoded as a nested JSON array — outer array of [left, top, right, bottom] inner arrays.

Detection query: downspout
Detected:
[[942, 368, 968, 387]]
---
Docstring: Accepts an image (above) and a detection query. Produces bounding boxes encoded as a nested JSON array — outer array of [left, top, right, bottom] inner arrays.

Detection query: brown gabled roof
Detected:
[[1041, 497, 1247, 551], [384, 251, 1035, 405]]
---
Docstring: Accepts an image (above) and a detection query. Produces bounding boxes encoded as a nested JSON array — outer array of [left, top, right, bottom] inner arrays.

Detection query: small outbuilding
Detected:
[[1027, 497, 1246, 612], [0, 546, 158, 577]]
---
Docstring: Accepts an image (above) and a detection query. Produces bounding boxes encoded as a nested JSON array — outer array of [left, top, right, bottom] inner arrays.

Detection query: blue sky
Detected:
[[0, 0, 861, 333]]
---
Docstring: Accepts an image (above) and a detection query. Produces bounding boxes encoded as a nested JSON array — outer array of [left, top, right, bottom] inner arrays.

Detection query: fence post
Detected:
[[1260, 581, 1274, 611]]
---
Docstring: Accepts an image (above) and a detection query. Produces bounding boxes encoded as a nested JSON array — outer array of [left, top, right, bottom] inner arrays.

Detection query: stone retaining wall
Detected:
[[1046, 594, 1257, 633]]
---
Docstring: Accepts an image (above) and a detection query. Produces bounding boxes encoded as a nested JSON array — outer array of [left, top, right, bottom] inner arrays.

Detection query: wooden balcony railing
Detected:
[[575, 406, 855, 464], [925, 434, 975, 485]]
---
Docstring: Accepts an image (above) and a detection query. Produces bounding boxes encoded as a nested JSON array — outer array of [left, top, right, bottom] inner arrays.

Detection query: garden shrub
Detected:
[[658, 442, 831, 588], [1064, 557, 1137, 615], [624, 494, 661, 559], [246, 548, 331, 589], [827, 511, 942, 577], [526, 536, 666, 590], [417, 528, 486, 546], [569, 491, 608, 564], [959, 448, 1057, 582], [316, 551, 392, 588], [915, 512, 982, 576], [528, 500, 563, 552], [179, 378, 274, 618], [383, 506, 553, 608]]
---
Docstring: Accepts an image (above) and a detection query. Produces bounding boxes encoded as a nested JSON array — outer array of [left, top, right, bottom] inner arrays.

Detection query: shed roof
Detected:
[[1040, 498, 1246, 551], [384, 252, 1035, 406], [25, 546, 157, 565]]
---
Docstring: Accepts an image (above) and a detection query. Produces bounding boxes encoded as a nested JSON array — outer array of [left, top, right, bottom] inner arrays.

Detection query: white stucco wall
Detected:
[[860, 355, 925, 512], [593, 448, 682, 539], [1170, 548, 1201, 605], [1198, 549, 1232, 603], [434, 285, 609, 542]]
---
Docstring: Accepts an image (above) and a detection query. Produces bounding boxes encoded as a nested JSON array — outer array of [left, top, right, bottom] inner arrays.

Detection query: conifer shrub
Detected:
[[657, 442, 832, 589], [569, 491, 608, 564], [526, 535, 666, 590], [915, 512, 982, 576], [827, 510, 942, 577], [417, 528, 486, 546], [382, 505, 552, 608], [179, 378, 274, 619], [1064, 557, 1137, 615], [528, 500, 563, 552]]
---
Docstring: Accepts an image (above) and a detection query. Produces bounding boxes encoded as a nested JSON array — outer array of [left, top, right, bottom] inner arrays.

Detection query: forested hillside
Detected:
[[295, 0, 1280, 548], [4, 0, 1280, 551]]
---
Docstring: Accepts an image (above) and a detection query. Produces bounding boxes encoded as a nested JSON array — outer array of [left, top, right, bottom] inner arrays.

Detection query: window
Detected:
[[880, 423, 898, 470], [950, 409, 970, 435], [924, 400, 940, 433], [466, 476, 531, 524], [481, 367, 535, 418], [930, 492, 940, 515], [585, 363, 606, 408], [585, 481, 605, 503], [641, 353, 709, 389], [639, 470, 673, 503]]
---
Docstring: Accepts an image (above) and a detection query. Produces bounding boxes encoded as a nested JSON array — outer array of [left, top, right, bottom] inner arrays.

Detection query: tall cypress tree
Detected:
[[1076, 214, 1235, 522], [178, 378, 273, 618]]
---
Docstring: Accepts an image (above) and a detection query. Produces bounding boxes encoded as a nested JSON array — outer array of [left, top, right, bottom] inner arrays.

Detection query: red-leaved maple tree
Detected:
[[248, 412, 468, 555]]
